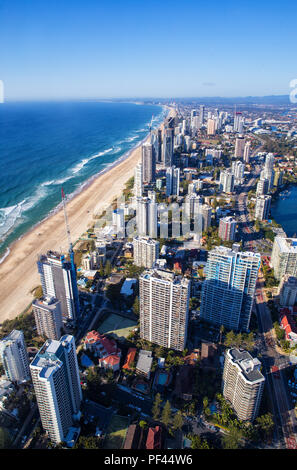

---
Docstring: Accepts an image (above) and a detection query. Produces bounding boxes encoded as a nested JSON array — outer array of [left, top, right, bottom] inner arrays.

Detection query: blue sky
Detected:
[[0, 0, 296, 99]]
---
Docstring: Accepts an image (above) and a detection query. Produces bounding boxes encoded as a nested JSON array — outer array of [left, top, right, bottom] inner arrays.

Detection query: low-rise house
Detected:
[[84, 330, 121, 370], [123, 424, 146, 449], [120, 278, 137, 297], [173, 365, 194, 401], [136, 350, 153, 379], [146, 426, 163, 449]]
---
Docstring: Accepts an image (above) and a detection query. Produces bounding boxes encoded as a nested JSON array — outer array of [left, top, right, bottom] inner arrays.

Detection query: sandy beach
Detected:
[[0, 107, 175, 322]]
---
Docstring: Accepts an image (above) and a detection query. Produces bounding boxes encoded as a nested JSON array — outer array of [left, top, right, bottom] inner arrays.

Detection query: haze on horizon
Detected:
[[0, 0, 296, 101]]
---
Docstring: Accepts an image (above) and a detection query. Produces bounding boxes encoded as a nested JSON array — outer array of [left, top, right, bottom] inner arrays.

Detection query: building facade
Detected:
[[133, 236, 160, 268], [0, 330, 30, 383], [32, 297, 63, 340], [139, 269, 190, 351], [223, 348, 265, 421], [200, 247, 260, 332], [30, 335, 82, 444]]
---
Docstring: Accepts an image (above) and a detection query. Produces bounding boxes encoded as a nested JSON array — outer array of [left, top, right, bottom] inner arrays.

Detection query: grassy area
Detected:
[[97, 313, 137, 341], [104, 414, 129, 449]]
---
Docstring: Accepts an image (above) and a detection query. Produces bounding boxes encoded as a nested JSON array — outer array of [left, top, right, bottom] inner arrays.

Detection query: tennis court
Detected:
[[104, 414, 129, 449], [97, 313, 137, 340]]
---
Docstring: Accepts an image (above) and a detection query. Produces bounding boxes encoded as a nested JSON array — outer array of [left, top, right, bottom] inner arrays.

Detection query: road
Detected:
[[256, 276, 297, 449]]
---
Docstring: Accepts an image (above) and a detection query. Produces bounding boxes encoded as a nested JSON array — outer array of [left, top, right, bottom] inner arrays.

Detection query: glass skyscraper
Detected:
[[200, 247, 261, 332]]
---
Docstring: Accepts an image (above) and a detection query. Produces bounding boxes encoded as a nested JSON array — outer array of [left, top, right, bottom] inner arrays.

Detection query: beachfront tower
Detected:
[[37, 251, 79, 323], [30, 335, 82, 444], [0, 330, 30, 383]]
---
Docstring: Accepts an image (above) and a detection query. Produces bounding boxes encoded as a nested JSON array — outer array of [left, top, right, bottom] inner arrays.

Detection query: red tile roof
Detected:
[[123, 348, 137, 370], [146, 426, 162, 449]]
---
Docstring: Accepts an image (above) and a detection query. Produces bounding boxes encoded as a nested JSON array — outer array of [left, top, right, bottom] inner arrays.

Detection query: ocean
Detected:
[[0, 101, 166, 260], [271, 185, 297, 237]]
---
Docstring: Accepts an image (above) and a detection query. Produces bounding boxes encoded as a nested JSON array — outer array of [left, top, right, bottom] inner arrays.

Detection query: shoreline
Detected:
[[0, 104, 168, 262], [0, 106, 175, 323]]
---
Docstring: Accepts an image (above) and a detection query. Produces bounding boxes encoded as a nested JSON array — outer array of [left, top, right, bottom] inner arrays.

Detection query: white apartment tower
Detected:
[[37, 251, 79, 322], [139, 269, 190, 351], [134, 163, 143, 198], [30, 335, 82, 444], [271, 237, 297, 280], [255, 195, 271, 221], [133, 236, 160, 268], [142, 142, 156, 183], [0, 330, 30, 383], [223, 348, 265, 422], [32, 297, 63, 340], [243, 141, 251, 163], [166, 166, 180, 197]]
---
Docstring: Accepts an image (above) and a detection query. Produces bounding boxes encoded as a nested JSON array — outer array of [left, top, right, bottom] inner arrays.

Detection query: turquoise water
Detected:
[[0, 101, 166, 259], [157, 372, 169, 385], [271, 185, 297, 237]]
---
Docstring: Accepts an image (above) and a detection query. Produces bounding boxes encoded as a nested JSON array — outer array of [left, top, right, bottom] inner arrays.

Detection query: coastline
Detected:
[[0, 106, 175, 323]]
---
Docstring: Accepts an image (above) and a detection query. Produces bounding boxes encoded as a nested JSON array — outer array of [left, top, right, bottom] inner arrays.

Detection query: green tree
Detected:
[[104, 260, 112, 277], [172, 410, 183, 431], [139, 420, 148, 429], [161, 400, 172, 428], [256, 413, 274, 441], [222, 424, 243, 449], [152, 393, 162, 421], [132, 296, 140, 316]]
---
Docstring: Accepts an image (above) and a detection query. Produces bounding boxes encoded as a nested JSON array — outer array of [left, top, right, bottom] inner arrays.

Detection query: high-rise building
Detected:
[[112, 208, 125, 238], [207, 119, 216, 136], [234, 136, 245, 158], [278, 275, 297, 306], [37, 251, 80, 323], [271, 237, 297, 280], [32, 297, 63, 340], [162, 128, 174, 167], [273, 170, 284, 188], [200, 247, 260, 331], [234, 112, 244, 133], [0, 330, 30, 383], [256, 177, 269, 196], [243, 141, 251, 163], [133, 236, 159, 268], [139, 269, 190, 351], [134, 163, 143, 198], [263, 153, 275, 190], [165, 166, 180, 197], [136, 195, 158, 238], [142, 142, 156, 183], [219, 170, 234, 193], [255, 195, 271, 221], [232, 160, 245, 185], [219, 216, 237, 241], [223, 348, 265, 422], [30, 335, 82, 444], [199, 105, 205, 128]]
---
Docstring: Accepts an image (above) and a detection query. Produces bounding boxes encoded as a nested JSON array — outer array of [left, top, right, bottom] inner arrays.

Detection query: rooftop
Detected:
[[228, 348, 265, 384]]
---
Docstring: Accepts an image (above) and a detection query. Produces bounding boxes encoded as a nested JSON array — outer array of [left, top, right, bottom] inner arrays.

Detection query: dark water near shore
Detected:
[[0, 101, 166, 259]]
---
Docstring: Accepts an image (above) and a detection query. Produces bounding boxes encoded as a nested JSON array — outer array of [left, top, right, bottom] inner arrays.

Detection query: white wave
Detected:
[[0, 248, 10, 264], [0, 202, 24, 239]]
